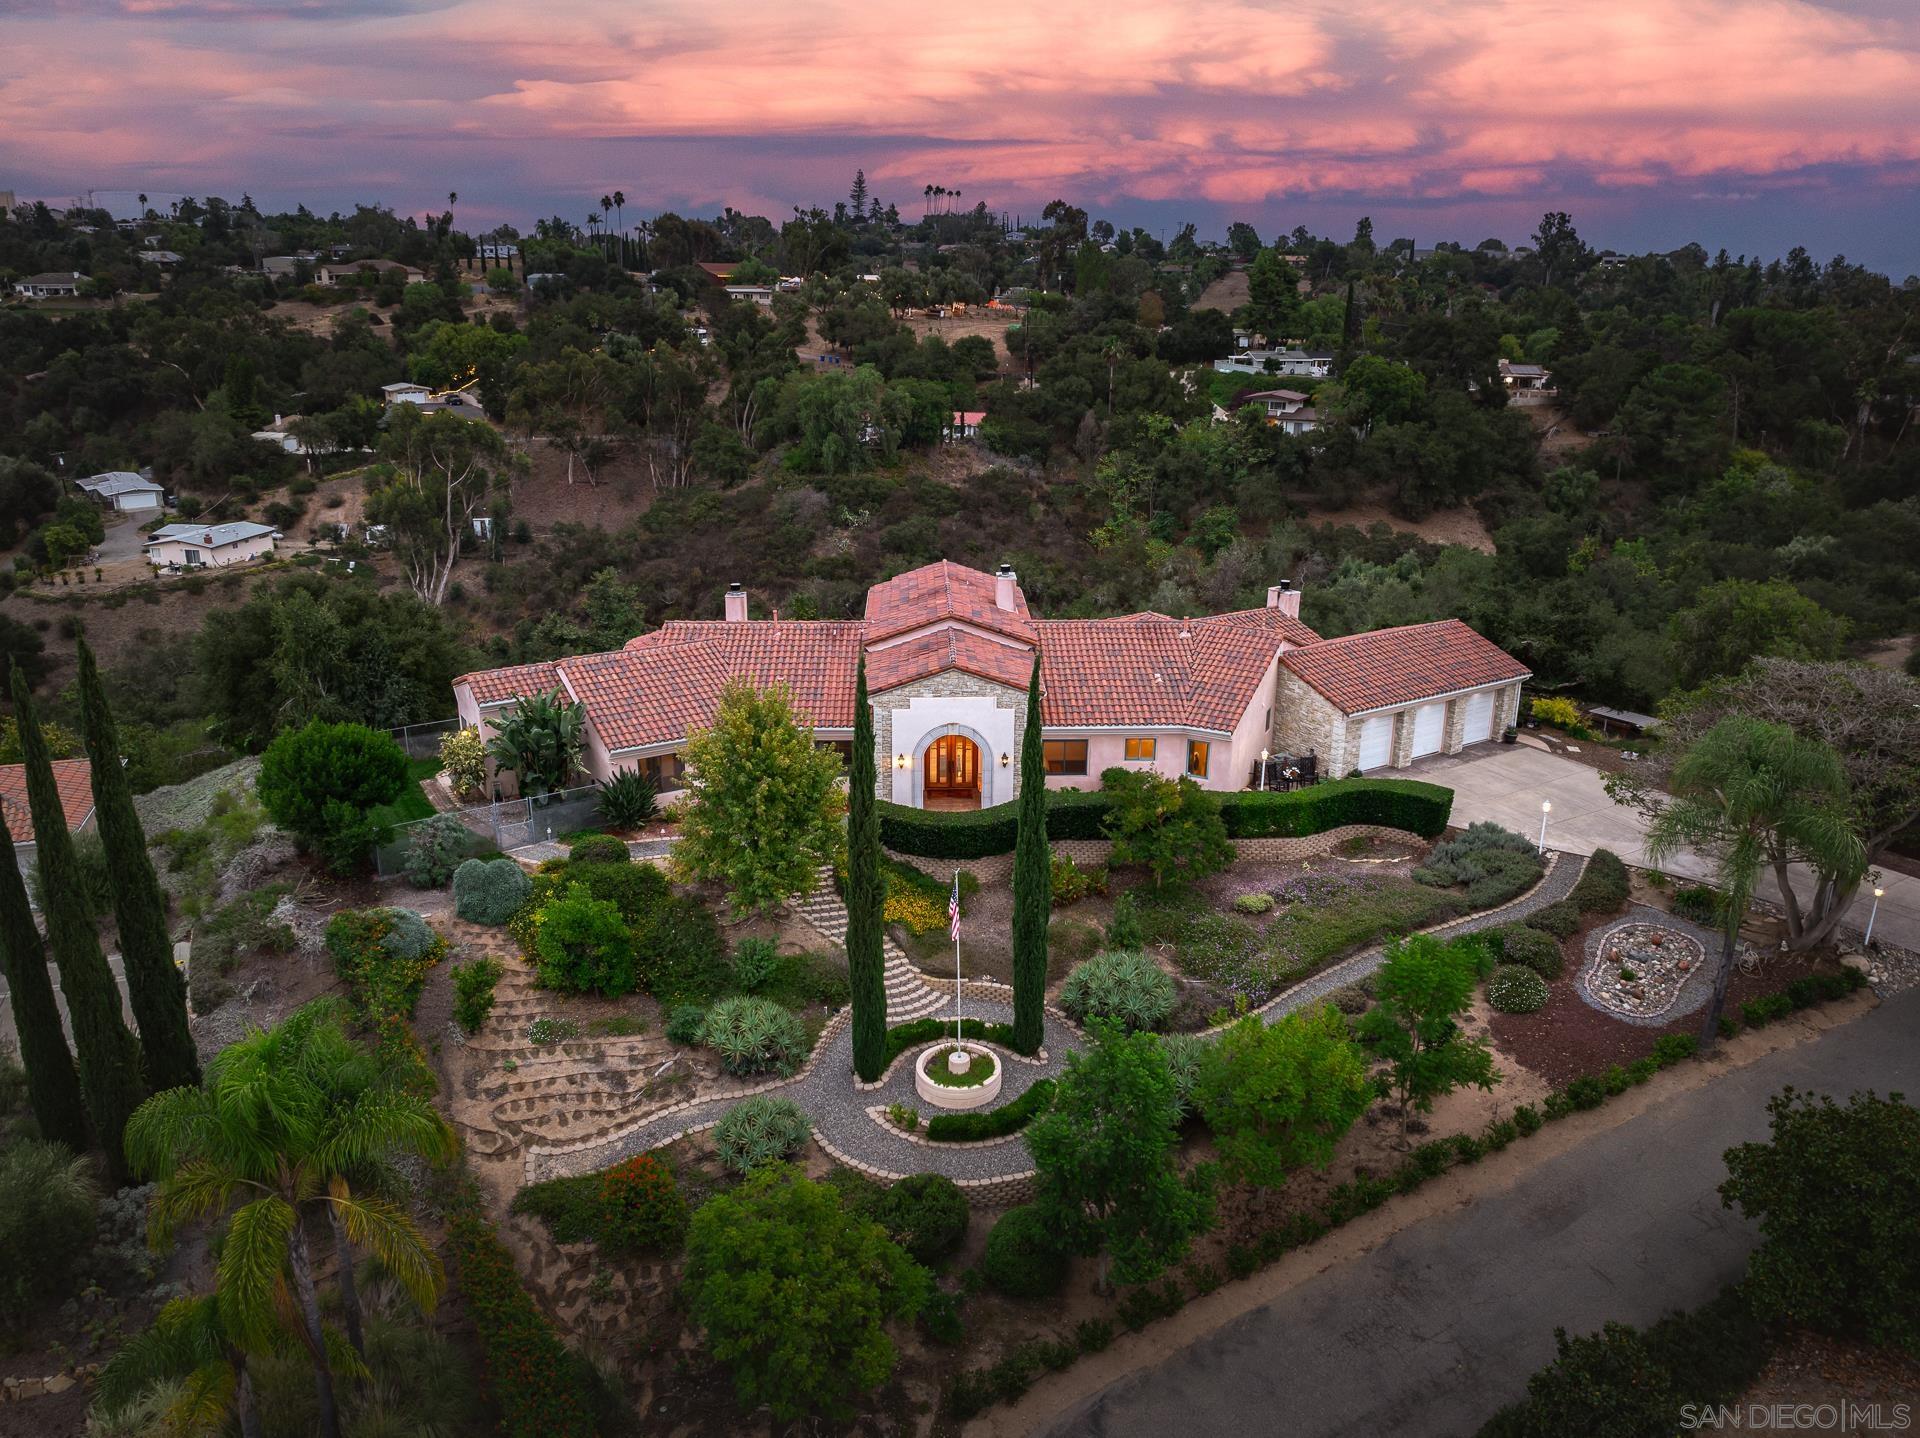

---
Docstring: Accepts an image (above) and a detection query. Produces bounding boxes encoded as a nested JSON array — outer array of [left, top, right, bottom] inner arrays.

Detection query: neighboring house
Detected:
[[476, 242, 519, 261], [455, 560, 1529, 805], [145, 521, 278, 570], [319, 260, 425, 287], [1213, 349, 1331, 378], [1498, 359, 1553, 391], [381, 382, 434, 407], [696, 261, 741, 283], [2, 758, 96, 888], [13, 272, 84, 300], [250, 414, 309, 454], [76, 470, 166, 512], [946, 410, 986, 442], [722, 284, 774, 306], [1241, 390, 1320, 435], [259, 254, 318, 280], [138, 250, 183, 267]]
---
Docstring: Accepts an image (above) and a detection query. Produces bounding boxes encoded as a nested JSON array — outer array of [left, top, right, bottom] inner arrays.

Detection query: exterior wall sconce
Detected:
[[999, 752, 1010, 767], [895, 753, 909, 770]]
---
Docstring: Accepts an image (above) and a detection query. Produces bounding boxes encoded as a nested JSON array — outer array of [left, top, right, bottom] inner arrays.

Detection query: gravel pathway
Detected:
[[523, 852, 1590, 1186]]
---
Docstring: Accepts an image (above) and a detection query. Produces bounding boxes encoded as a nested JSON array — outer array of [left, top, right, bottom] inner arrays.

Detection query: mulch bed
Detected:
[[1489, 906, 1844, 1087]]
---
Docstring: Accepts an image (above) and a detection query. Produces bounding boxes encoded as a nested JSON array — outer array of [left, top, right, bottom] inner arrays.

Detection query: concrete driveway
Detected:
[[1405, 742, 1918, 952]]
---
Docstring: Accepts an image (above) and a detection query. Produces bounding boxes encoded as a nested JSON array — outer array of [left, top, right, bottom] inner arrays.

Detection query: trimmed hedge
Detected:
[[878, 778, 1454, 859], [1571, 849, 1630, 914], [924, 1078, 1056, 1141], [883, 1017, 1019, 1068]]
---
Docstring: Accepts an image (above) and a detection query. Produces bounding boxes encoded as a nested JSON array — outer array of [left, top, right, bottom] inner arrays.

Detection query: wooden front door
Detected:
[[925, 735, 981, 802]]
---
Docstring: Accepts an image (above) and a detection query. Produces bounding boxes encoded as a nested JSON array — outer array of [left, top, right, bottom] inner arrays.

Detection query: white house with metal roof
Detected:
[[144, 521, 278, 570], [76, 470, 166, 512]]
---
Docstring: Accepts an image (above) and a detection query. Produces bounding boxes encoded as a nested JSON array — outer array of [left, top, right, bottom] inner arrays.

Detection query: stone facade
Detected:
[[1269, 672, 1523, 777], [871, 669, 1027, 805]]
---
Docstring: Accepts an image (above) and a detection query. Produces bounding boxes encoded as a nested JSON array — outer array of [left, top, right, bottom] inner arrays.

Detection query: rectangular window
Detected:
[[1124, 737, 1157, 762], [1187, 740, 1210, 779], [1043, 740, 1088, 776]]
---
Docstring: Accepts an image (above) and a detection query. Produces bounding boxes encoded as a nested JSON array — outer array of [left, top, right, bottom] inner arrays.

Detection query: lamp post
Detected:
[[1865, 885, 1885, 948], [1537, 800, 1551, 853], [1258, 749, 1269, 791]]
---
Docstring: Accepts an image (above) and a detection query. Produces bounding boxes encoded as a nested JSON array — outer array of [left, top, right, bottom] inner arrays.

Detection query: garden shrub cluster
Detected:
[[598, 1154, 690, 1254], [1671, 884, 1723, 925], [876, 778, 1454, 858], [0, 1140, 98, 1325], [453, 857, 531, 925], [861, 1173, 970, 1266], [531, 883, 637, 997], [446, 1193, 597, 1438], [1049, 851, 1108, 905], [324, 907, 445, 1050], [700, 995, 808, 1076], [1570, 849, 1631, 913], [712, 1095, 812, 1172], [1731, 967, 1865, 1032], [451, 955, 503, 1035], [981, 1204, 1069, 1298], [567, 832, 630, 866], [882, 1016, 1019, 1068], [597, 769, 659, 828], [925, 1077, 1055, 1141], [1486, 964, 1550, 1014], [1412, 822, 1544, 907], [1522, 899, 1580, 938], [1057, 950, 1177, 1033], [404, 812, 476, 888], [1492, 924, 1564, 979]]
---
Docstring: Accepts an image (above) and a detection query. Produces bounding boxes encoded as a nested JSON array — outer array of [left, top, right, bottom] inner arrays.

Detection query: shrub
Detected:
[[1105, 894, 1145, 950], [1670, 884, 1722, 925], [532, 883, 637, 997], [925, 1078, 1055, 1141], [1102, 769, 1234, 891], [453, 857, 531, 924], [451, 955, 503, 1034], [638, 895, 729, 1002], [729, 936, 780, 993], [701, 995, 807, 1076], [1740, 992, 1794, 1028], [867, 1173, 969, 1266], [1495, 925, 1564, 979], [403, 812, 473, 888], [920, 1288, 964, 1345], [325, 908, 443, 1048], [1161, 1032, 1207, 1116], [1563, 1074, 1607, 1110], [446, 1196, 596, 1438], [597, 1154, 688, 1254], [1524, 900, 1580, 938], [1513, 1103, 1542, 1135], [654, 1006, 702, 1049], [980, 1204, 1069, 1298], [1049, 851, 1108, 905], [1652, 1033, 1698, 1067], [256, 718, 409, 873], [439, 725, 488, 798], [1720, 1089, 1920, 1353], [566, 832, 630, 866], [0, 1141, 98, 1325], [570, 856, 668, 922], [712, 1095, 812, 1172], [1571, 849, 1630, 914], [598, 770, 658, 828], [1529, 695, 1582, 729], [1057, 950, 1177, 1033], [882, 1016, 1019, 1068], [1413, 823, 1543, 906], [1232, 892, 1275, 915]]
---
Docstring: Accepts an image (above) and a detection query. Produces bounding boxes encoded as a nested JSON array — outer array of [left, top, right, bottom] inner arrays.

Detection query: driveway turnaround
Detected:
[[1038, 987, 1920, 1438], [1409, 743, 1919, 952]]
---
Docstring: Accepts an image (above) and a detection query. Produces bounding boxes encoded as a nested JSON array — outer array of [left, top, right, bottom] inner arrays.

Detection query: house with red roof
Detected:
[[0, 758, 97, 884], [453, 560, 1528, 807]]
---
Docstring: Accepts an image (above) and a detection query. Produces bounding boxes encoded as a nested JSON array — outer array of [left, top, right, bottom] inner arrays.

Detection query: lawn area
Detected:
[[369, 755, 440, 829]]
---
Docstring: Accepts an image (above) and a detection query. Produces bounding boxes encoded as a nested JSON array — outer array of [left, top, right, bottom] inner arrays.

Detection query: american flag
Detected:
[[949, 873, 961, 942]]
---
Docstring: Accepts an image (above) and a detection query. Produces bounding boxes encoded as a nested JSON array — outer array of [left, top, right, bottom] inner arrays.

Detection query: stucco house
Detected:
[[454, 560, 1529, 806], [1242, 390, 1320, 436], [13, 272, 84, 300], [145, 521, 278, 570], [2, 758, 96, 887], [76, 470, 166, 512]]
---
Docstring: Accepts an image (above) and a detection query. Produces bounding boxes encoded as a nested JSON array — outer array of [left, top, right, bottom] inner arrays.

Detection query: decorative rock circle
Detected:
[[914, 1042, 1003, 1111], [1577, 913, 1710, 1023]]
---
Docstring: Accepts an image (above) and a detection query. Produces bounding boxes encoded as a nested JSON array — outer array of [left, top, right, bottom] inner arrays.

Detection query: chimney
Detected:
[[1267, 579, 1302, 619], [724, 582, 748, 622], [995, 563, 1017, 612]]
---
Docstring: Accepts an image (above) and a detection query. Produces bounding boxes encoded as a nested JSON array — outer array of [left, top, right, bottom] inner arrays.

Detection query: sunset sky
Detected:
[[5, 0, 1919, 271]]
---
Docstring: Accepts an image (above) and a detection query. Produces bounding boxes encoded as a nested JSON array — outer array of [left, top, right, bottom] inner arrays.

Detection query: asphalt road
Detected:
[[1042, 987, 1920, 1438]]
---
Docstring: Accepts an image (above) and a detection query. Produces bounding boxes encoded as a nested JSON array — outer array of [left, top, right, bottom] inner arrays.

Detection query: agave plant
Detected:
[[484, 688, 586, 798], [712, 1095, 811, 1173], [597, 770, 657, 828], [699, 996, 805, 1076]]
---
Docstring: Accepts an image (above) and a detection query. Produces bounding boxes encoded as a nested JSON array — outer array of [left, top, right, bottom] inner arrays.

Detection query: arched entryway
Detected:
[[923, 733, 982, 810]]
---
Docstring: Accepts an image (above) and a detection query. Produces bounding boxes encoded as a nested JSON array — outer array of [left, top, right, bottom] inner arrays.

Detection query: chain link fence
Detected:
[[386, 718, 461, 759], [370, 782, 610, 876]]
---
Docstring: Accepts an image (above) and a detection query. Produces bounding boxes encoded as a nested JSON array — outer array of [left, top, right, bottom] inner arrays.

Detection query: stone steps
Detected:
[[793, 865, 947, 1022]]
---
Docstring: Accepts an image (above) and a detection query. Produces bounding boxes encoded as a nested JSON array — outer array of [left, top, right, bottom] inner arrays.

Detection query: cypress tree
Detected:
[[845, 658, 888, 1081], [1010, 653, 1050, 1054], [0, 790, 88, 1149], [77, 639, 199, 1092], [12, 665, 145, 1182]]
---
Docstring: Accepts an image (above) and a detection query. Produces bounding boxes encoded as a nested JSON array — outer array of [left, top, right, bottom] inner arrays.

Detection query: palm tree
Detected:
[[96, 1290, 271, 1438], [126, 1002, 452, 1438], [1644, 716, 1864, 1047], [484, 687, 587, 797], [924, 183, 933, 216], [137, 193, 148, 218]]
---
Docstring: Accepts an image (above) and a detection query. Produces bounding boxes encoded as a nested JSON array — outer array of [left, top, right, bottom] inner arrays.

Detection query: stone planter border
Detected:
[[914, 1041, 1003, 1110]]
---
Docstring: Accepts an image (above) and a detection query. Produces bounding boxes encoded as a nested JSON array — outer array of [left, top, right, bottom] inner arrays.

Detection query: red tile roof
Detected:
[[1191, 606, 1323, 648], [0, 759, 95, 846], [457, 661, 559, 705], [868, 630, 1033, 693], [1036, 617, 1279, 732], [1281, 620, 1530, 714], [864, 561, 1036, 645], [559, 622, 864, 751]]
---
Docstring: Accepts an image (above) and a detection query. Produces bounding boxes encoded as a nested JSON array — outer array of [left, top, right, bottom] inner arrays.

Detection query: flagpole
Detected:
[[953, 868, 963, 1045]]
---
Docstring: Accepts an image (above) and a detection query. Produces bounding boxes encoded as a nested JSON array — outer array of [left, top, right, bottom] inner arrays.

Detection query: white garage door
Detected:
[[1356, 714, 1394, 771], [1462, 689, 1496, 744], [1410, 701, 1447, 758]]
